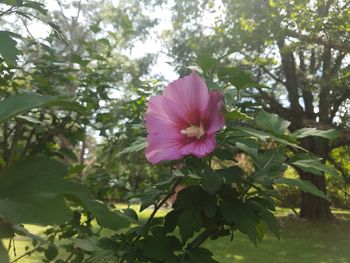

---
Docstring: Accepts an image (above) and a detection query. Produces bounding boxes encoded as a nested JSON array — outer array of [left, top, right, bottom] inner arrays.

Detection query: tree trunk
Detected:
[[299, 137, 333, 220], [299, 171, 332, 220]]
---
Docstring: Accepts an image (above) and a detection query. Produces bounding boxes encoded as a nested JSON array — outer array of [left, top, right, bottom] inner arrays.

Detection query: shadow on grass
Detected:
[[5, 208, 350, 263], [206, 212, 350, 263]]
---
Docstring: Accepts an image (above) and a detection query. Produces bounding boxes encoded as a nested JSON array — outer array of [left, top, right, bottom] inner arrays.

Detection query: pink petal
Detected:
[[180, 134, 216, 158], [145, 132, 186, 164], [145, 97, 179, 133], [203, 91, 225, 134], [163, 70, 209, 125], [146, 96, 166, 116]]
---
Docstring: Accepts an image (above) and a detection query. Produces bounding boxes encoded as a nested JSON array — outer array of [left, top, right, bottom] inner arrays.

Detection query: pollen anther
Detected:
[[180, 123, 205, 139]]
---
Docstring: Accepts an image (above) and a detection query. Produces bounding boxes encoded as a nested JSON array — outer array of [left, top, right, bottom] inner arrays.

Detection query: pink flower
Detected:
[[145, 70, 224, 164]]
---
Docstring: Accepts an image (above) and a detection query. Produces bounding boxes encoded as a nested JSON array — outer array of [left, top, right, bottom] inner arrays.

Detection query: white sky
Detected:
[[17, 0, 178, 81], [10, 0, 222, 82]]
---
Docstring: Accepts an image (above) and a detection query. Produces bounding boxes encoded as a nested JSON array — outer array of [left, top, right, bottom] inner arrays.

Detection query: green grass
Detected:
[[206, 209, 350, 263], [4, 207, 350, 263]]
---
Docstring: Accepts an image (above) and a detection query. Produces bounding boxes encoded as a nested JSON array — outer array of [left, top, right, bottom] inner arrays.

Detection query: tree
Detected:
[[164, 0, 350, 220]]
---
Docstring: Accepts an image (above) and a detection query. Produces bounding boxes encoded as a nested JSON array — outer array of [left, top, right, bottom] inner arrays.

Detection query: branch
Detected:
[[298, 51, 314, 117], [331, 52, 346, 76], [277, 38, 303, 116], [19, 128, 35, 160], [11, 243, 43, 263], [330, 88, 350, 120], [259, 65, 286, 85], [285, 30, 350, 53], [319, 46, 332, 122], [6, 121, 23, 166], [2, 123, 8, 162], [134, 177, 182, 241], [145, 178, 182, 226], [256, 89, 290, 119]]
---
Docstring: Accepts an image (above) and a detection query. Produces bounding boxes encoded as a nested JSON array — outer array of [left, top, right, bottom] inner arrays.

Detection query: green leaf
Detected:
[[233, 127, 301, 149], [121, 137, 147, 154], [123, 208, 139, 223], [137, 235, 179, 261], [218, 67, 252, 89], [0, 157, 73, 225], [196, 54, 217, 72], [220, 197, 260, 243], [289, 154, 339, 177], [0, 93, 60, 123], [0, 193, 73, 225], [256, 110, 290, 133], [1, 0, 19, 6], [292, 128, 339, 140], [22, 1, 47, 15], [50, 101, 87, 114], [274, 178, 328, 199], [202, 172, 221, 195], [138, 188, 164, 212], [187, 247, 219, 263], [74, 237, 99, 252], [82, 200, 130, 230], [0, 31, 20, 64], [178, 207, 202, 242], [0, 241, 9, 263], [173, 186, 216, 242], [224, 109, 253, 121], [249, 201, 280, 239], [44, 246, 58, 261], [0, 156, 130, 229]]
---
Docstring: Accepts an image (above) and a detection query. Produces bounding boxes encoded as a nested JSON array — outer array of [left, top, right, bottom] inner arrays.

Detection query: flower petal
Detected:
[[145, 132, 185, 164], [145, 96, 181, 133], [180, 134, 216, 158], [163, 70, 209, 124], [203, 91, 225, 134]]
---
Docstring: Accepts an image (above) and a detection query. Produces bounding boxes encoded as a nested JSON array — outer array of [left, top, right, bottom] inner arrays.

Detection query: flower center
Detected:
[[180, 123, 206, 139]]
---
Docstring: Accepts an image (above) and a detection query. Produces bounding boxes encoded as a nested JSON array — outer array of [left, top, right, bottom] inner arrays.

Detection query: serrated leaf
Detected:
[[274, 178, 328, 199], [137, 235, 179, 261], [220, 198, 260, 243], [249, 201, 280, 239], [196, 54, 217, 72], [74, 237, 99, 252], [202, 172, 221, 195], [123, 208, 139, 223], [256, 110, 290, 133], [224, 109, 253, 121], [178, 207, 202, 242], [81, 200, 130, 230], [0, 31, 20, 64], [121, 137, 147, 154], [289, 154, 339, 177], [218, 67, 252, 89], [292, 128, 339, 140]]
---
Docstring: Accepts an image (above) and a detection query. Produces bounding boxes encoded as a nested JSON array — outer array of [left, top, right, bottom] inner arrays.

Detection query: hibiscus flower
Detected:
[[145, 70, 224, 164]]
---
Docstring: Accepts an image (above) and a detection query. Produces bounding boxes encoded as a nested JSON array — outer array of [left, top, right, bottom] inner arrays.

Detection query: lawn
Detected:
[[4, 208, 350, 263]]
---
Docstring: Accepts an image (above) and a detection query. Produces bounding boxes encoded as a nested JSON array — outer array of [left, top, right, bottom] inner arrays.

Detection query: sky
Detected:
[[5, 0, 223, 82], [15, 0, 178, 81]]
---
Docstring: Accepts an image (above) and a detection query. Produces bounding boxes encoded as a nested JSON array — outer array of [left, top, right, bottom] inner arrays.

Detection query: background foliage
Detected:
[[0, 0, 349, 262]]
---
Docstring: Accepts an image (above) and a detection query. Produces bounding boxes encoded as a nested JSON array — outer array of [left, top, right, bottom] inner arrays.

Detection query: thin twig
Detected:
[[135, 177, 182, 241], [10, 244, 42, 263]]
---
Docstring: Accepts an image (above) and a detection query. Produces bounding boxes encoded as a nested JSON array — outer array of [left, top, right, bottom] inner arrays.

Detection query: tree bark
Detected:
[[299, 137, 333, 220], [299, 171, 332, 220]]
